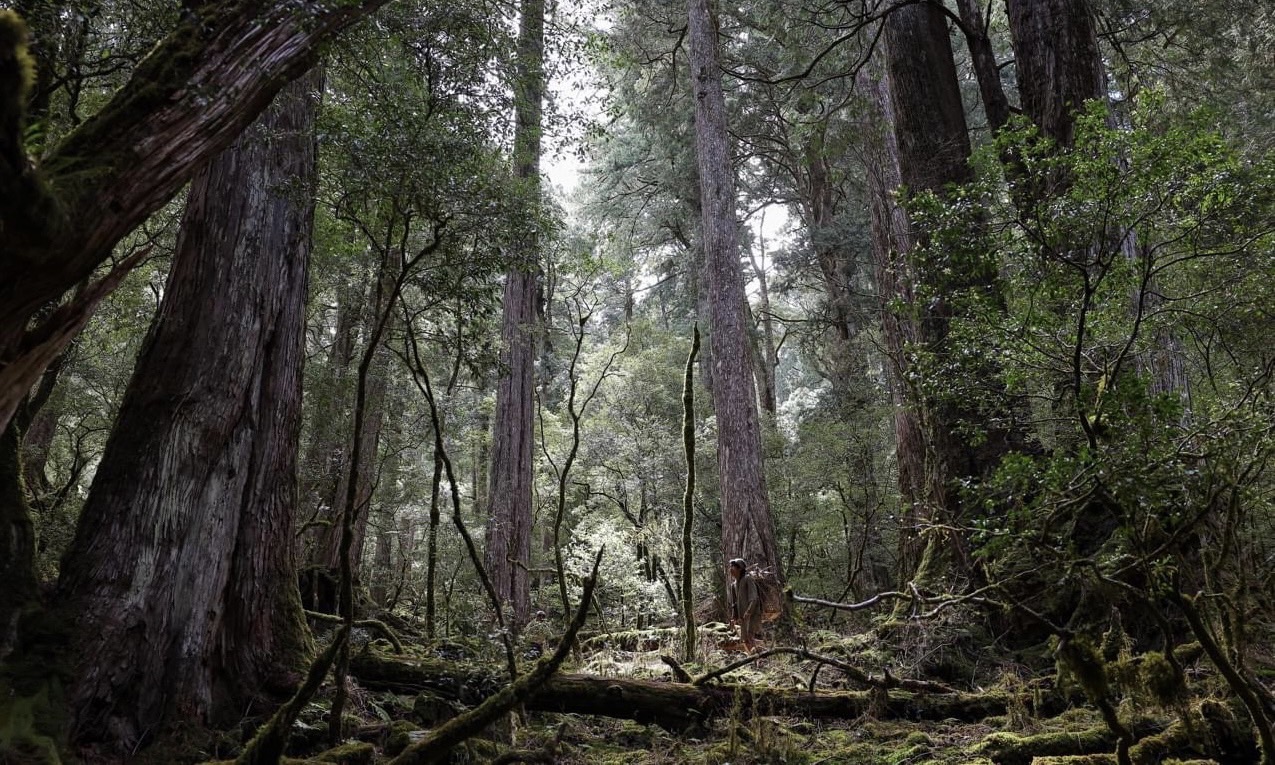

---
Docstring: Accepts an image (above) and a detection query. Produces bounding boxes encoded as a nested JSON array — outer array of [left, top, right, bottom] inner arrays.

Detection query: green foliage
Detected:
[[906, 98, 1275, 646]]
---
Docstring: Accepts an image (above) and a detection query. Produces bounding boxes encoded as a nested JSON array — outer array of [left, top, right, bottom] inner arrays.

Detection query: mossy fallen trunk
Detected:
[[979, 727, 1126, 765], [349, 650, 1010, 730]]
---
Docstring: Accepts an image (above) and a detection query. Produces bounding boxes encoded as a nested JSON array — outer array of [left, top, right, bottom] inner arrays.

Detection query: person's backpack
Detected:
[[748, 566, 784, 623]]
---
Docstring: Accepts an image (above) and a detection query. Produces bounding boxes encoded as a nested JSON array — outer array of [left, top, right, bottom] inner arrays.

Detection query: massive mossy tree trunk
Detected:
[[687, 0, 783, 579], [483, 0, 544, 628], [863, 5, 1028, 587], [54, 70, 321, 748]]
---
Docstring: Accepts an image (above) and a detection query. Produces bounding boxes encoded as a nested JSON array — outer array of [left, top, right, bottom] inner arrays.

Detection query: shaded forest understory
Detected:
[[2, 0, 1274, 762], [63, 610, 1272, 764]]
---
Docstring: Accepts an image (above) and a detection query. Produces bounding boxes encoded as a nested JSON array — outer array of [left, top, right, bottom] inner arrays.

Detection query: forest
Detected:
[[1, 0, 1273, 763]]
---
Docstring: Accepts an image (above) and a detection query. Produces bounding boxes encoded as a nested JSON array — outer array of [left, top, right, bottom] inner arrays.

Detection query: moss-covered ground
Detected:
[[43, 618, 1266, 764]]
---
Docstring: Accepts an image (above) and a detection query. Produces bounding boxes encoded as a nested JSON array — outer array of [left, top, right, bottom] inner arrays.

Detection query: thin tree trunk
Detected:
[[687, 0, 783, 582], [426, 446, 444, 638], [483, 0, 544, 628], [955, 0, 1012, 135], [0, 421, 38, 655], [317, 333, 388, 577], [298, 283, 359, 564], [747, 236, 779, 417], [681, 325, 700, 662], [54, 69, 321, 747]]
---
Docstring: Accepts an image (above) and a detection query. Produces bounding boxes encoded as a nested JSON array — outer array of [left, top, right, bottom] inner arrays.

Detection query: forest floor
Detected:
[[136, 612, 1268, 765]]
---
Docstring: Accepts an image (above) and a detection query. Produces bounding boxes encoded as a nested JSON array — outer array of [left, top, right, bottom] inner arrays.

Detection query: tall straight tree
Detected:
[[484, 0, 544, 626], [53, 70, 321, 747], [687, 0, 782, 579]]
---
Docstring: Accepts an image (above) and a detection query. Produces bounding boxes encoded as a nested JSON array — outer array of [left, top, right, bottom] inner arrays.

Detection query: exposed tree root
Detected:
[[234, 625, 349, 765], [305, 611, 404, 654]]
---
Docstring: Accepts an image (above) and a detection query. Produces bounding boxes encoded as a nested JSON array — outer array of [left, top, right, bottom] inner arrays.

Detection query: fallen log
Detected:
[[349, 650, 1010, 730]]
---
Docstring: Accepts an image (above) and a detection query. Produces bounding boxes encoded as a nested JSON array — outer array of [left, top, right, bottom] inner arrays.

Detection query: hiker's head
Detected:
[[728, 558, 746, 580]]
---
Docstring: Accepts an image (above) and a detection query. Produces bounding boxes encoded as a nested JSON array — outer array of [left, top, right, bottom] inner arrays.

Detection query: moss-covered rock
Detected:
[[385, 719, 425, 757], [309, 741, 373, 764], [413, 691, 462, 728]]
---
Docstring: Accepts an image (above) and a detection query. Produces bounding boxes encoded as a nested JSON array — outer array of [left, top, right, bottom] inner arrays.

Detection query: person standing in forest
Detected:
[[726, 558, 761, 652]]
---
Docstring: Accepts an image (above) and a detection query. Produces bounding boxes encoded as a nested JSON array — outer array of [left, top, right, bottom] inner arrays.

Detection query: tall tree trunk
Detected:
[[681, 325, 700, 662], [54, 70, 320, 748], [1005, 0, 1105, 148], [687, 0, 783, 580], [863, 5, 1025, 586], [298, 283, 359, 555], [316, 334, 388, 576], [747, 238, 779, 417], [800, 126, 864, 403], [426, 445, 444, 638], [483, 0, 545, 628]]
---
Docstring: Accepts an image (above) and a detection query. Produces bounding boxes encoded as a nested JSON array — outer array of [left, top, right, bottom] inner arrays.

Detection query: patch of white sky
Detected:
[[539, 0, 797, 302]]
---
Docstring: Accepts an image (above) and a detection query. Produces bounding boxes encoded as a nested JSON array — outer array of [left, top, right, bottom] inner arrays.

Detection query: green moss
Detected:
[[0, 10, 36, 145], [1055, 636, 1110, 701], [0, 605, 74, 765], [309, 741, 373, 764], [0, 683, 62, 765], [978, 728, 1114, 765], [385, 719, 423, 757], [1138, 652, 1185, 706]]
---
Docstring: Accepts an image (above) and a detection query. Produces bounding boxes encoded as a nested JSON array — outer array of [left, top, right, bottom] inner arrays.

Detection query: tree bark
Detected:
[[681, 326, 700, 662], [0, 421, 37, 654], [0, 0, 386, 435], [314, 315, 389, 582], [483, 0, 545, 628], [955, 0, 1012, 135], [747, 243, 779, 417], [687, 0, 783, 581], [799, 125, 865, 402], [1005, 0, 1105, 148], [54, 70, 321, 748]]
